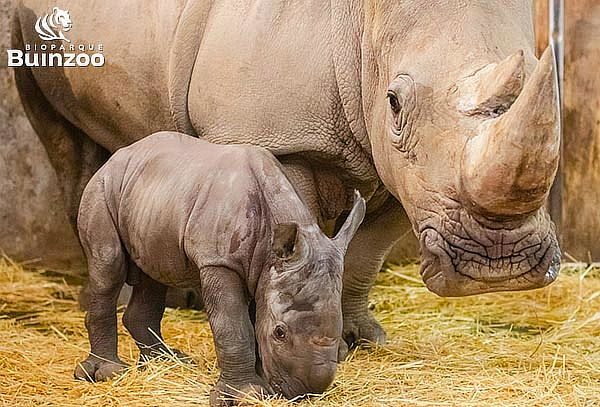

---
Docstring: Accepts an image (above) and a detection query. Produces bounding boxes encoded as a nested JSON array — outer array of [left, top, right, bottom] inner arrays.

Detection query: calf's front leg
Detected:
[[201, 267, 273, 406]]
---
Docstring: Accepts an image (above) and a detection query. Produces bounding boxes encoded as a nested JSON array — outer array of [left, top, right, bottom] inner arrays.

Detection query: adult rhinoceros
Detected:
[[12, 0, 560, 353]]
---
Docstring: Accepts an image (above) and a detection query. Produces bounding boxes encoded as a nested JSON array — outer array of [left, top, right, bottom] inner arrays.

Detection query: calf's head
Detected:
[[255, 192, 365, 398], [361, 1, 561, 296]]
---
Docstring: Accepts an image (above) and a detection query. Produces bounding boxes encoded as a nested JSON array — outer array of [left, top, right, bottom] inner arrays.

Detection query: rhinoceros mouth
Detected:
[[417, 208, 560, 297]]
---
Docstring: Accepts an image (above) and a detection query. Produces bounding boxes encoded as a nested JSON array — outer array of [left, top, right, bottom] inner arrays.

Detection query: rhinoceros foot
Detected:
[[74, 355, 129, 382], [210, 376, 274, 406], [339, 311, 386, 361]]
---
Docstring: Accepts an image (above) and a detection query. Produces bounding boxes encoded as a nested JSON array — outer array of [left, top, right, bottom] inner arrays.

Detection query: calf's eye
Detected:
[[274, 325, 286, 340]]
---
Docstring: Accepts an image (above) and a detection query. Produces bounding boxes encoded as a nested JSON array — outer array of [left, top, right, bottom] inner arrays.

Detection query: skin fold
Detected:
[[74, 132, 365, 405], [14, 0, 560, 356]]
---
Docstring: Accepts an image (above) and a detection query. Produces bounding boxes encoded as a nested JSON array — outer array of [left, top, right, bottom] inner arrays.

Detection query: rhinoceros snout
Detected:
[[418, 207, 560, 297], [272, 360, 337, 399], [306, 361, 337, 394]]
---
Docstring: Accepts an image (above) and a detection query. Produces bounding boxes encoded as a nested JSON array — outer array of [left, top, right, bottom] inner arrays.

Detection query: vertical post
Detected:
[[547, 0, 564, 244], [550, 0, 565, 90], [560, 0, 600, 261], [534, 0, 549, 57]]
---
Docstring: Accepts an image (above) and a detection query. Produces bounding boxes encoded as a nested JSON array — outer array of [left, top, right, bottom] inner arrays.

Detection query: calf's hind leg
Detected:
[[122, 269, 192, 363], [74, 194, 129, 381]]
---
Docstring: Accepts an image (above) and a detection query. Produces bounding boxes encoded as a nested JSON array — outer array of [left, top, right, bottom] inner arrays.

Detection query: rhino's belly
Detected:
[[118, 213, 200, 290], [135, 257, 200, 290]]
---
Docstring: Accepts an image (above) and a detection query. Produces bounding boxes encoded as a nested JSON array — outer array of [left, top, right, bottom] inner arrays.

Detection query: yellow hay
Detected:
[[0, 258, 598, 406]]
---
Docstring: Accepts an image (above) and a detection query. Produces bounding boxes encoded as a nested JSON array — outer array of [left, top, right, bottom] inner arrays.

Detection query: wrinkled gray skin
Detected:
[[14, 0, 561, 363], [74, 132, 366, 404]]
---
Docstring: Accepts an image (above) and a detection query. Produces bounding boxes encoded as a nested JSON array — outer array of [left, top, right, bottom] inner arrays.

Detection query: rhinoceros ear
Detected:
[[334, 190, 366, 250], [272, 223, 298, 259]]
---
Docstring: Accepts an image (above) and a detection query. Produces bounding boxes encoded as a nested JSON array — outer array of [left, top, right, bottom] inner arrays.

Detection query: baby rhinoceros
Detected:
[[74, 132, 365, 405]]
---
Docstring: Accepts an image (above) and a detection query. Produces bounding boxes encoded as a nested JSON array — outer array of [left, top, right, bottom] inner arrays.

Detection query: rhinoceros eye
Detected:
[[273, 325, 287, 341], [387, 91, 401, 114], [386, 75, 418, 154]]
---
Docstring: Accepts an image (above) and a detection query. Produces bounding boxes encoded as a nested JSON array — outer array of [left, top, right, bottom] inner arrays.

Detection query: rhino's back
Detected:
[[17, 0, 188, 150], [17, 0, 378, 199], [100, 132, 266, 287]]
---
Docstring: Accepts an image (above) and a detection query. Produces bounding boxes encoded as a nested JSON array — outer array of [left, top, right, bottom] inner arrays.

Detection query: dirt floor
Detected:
[[0, 259, 599, 407]]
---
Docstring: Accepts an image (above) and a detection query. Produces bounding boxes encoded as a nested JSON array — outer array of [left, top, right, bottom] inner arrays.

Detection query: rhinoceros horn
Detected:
[[461, 46, 560, 218], [458, 49, 525, 116]]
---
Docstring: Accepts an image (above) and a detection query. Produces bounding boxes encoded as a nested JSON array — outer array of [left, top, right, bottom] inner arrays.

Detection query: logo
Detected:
[[35, 7, 72, 43], [7, 6, 104, 68]]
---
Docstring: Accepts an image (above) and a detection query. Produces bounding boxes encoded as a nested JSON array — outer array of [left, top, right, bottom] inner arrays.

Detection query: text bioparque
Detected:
[[7, 43, 104, 67]]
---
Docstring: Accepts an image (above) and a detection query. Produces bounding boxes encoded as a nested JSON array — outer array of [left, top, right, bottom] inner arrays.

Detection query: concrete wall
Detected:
[[0, 0, 83, 271]]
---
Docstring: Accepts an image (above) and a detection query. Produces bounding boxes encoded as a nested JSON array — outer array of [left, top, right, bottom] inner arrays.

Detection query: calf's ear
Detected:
[[334, 190, 366, 250], [272, 223, 298, 259]]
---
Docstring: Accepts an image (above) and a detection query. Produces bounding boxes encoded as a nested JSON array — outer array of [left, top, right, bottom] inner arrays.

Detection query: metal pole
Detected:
[[548, 0, 564, 243], [550, 0, 564, 98]]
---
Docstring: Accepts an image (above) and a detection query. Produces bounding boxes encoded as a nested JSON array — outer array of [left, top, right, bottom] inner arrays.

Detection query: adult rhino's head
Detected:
[[361, 1, 560, 296], [255, 192, 365, 398]]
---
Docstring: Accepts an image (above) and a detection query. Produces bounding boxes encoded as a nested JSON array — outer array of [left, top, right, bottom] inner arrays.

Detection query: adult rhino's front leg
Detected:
[[340, 195, 411, 359]]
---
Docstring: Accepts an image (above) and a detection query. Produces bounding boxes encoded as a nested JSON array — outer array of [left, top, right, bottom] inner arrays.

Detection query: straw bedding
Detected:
[[0, 258, 598, 406]]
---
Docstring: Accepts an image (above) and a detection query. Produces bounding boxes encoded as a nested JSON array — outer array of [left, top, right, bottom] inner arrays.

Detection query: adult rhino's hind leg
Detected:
[[340, 195, 411, 360], [12, 11, 109, 227], [74, 186, 129, 381], [122, 269, 193, 364]]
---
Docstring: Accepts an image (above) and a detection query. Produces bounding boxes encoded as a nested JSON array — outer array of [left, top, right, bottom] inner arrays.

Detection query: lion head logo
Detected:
[[35, 7, 72, 43]]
